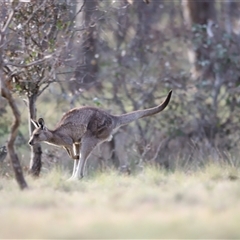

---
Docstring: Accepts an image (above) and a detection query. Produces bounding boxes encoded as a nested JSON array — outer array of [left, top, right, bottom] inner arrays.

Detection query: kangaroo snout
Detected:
[[28, 140, 34, 146]]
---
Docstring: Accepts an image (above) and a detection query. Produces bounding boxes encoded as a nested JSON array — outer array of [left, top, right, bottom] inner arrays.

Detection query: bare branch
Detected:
[[72, 0, 86, 21], [1, 2, 21, 33], [1, 10, 14, 33], [22, 0, 47, 28], [65, 0, 86, 34], [38, 82, 52, 96], [5, 54, 53, 68]]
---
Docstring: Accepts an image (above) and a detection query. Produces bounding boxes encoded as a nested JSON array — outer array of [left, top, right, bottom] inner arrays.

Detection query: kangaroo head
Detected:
[[28, 118, 52, 146]]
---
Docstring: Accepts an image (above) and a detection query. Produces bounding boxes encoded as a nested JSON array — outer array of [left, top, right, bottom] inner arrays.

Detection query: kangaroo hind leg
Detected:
[[74, 136, 100, 179], [68, 143, 81, 180]]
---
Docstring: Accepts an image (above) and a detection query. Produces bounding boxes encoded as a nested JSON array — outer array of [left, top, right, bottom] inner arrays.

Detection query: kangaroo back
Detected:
[[114, 90, 172, 127]]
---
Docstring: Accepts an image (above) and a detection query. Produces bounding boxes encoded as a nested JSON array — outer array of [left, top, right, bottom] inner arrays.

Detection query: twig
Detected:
[[2, 10, 14, 33], [5, 54, 53, 68]]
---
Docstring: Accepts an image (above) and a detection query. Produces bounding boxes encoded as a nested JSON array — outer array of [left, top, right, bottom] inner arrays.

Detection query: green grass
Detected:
[[0, 164, 240, 239]]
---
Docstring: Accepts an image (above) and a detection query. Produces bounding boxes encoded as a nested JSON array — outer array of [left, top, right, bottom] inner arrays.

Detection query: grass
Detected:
[[0, 164, 240, 239]]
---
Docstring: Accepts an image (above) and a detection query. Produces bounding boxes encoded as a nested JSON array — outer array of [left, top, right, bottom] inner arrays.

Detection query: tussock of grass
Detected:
[[0, 164, 240, 238]]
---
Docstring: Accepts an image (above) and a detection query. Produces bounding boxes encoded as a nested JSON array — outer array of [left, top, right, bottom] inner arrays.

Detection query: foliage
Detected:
[[4, 0, 73, 97]]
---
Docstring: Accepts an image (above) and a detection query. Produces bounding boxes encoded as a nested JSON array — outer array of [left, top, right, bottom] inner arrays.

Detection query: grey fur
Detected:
[[28, 90, 172, 179]]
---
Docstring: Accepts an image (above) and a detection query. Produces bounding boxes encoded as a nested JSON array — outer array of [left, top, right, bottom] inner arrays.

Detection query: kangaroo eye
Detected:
[[35, 134, 39, 137]]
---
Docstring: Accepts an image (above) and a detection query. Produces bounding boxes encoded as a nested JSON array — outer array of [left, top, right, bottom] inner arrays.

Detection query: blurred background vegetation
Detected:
[[1, 0, 240, 180]]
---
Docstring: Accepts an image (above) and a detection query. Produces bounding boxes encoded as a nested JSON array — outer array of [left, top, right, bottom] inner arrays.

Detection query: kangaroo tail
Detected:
[[115, 90, 172, 128]]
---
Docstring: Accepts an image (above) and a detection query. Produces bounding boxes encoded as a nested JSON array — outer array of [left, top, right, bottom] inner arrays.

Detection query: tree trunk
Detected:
[[224, 0, 240, 35], [182, 1, 223, 146], [28, 94, 42, 177], [74, 0, 98, 90], [0, 3, 28, 190], [182, 0, 216, 78], [0, 66, 28, 190], [182, 0, 215, 26], [131, 0, 159, 64]]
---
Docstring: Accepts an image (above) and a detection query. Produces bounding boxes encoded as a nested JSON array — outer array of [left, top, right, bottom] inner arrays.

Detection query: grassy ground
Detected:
[[0, 164, 240, 239]]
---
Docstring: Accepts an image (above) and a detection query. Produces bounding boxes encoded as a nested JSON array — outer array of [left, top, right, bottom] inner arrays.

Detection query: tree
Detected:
[[4, 1, 85, 176], [0, 2, 28, 189], [180, 0, 240, 153], [182, 0, 216, 78], [74, 0, 99, 91]]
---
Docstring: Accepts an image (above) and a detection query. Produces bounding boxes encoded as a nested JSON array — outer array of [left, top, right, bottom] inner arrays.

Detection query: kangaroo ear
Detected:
[[31, 119, 40, 129], [38, 118, 45, 130]]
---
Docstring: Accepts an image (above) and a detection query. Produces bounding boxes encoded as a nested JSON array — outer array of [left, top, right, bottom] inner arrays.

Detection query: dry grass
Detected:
[[0, 164, 240, 239]]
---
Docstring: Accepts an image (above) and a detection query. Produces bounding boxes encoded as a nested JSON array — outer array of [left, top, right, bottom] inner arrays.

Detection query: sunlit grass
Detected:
[[0, 164, 240, 238]]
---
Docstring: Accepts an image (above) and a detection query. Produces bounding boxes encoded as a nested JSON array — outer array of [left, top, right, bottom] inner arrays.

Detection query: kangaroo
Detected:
[[28, 90, 172, 180]]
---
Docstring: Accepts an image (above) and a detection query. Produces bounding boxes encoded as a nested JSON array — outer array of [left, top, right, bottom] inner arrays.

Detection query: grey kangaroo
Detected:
[[29, 90, 172, 180]]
